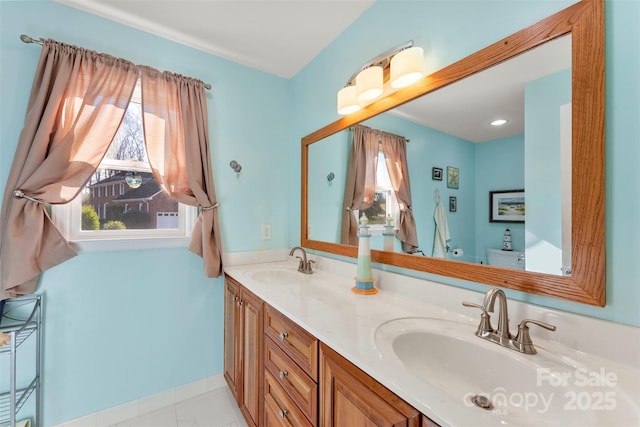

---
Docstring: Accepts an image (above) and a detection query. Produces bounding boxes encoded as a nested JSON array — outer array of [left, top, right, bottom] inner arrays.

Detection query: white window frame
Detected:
[[51, 80, 197, 252], [52, 161, 197, 252]]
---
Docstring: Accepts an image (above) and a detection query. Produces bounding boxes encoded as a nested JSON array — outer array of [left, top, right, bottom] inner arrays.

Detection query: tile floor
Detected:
[[111, 386, 248, 427]]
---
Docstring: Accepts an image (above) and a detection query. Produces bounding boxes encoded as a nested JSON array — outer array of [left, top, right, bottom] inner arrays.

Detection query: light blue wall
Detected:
[[307, 131, 350, 243], [290, 0, 640, 326], [0, 1, 290, 425], [1, 0, 638, 424], [474, 135, 526, 263], [525, 69, 571, 273]]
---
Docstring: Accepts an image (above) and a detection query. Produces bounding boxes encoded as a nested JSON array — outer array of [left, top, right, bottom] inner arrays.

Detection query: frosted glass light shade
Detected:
[[337, 85, 361, 115], [390, 47, 424, 88], [356, 66, 383, 101]]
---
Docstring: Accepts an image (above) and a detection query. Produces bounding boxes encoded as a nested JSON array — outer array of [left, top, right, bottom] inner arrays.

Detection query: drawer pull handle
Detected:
[[279, 370, 288, 381], [278, 409, 288, 419], [278, 331, 288, 341]]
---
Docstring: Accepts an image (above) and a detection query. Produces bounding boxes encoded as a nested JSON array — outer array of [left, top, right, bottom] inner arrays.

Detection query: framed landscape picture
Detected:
[[489, 189, 525, 223]]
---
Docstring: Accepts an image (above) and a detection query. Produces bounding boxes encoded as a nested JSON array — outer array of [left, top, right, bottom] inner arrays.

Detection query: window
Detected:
[[52, 81, 196, 251], [357, 150, 400, 231]]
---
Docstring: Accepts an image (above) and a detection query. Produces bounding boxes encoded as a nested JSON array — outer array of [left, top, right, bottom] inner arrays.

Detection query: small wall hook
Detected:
[[327, 172, 335, 184], [230, 160, 242, 174]]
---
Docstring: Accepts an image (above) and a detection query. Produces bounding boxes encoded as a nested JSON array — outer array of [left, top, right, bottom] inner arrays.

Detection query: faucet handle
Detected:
[[462, 301, 493, 335], [462, 301, 483, 310], [514, 319, 557, 354], [518, 319, 556, 332], [295, 256, 305, 271], [303, 260, 315, 274]]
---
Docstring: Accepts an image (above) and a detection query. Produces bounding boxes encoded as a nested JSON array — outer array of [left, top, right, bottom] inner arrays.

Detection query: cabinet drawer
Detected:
[[265, 370, 314, 427], [265, 336, 318, 423], [265, 304, 318, 380]]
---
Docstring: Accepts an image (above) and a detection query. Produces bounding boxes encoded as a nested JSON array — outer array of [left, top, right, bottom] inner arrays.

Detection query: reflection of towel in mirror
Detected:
[[432, 202, 451, 258]]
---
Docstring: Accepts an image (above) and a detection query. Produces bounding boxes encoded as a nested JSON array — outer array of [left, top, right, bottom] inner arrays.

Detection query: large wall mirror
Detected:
[[301, 0, 605, 306]]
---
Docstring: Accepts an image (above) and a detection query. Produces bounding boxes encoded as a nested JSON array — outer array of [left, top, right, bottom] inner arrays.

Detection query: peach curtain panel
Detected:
[[340, 125, 379, 246], [0, 40, 138, 300], [139, 67, 222, 277], [1, 40, 222, 301], [380, 134, 419, 253]]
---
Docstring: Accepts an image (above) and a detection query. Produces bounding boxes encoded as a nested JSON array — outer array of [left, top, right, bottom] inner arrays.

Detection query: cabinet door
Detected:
[[240, 287, 264, 427], [320, 344, 420, 427], [223, 279, 241, 402]]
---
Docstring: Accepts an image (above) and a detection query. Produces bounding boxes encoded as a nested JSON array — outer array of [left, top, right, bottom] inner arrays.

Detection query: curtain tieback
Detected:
[[345, 207, 354, 212], [13, 190, 43, 204], [200, 202, 220, 211]]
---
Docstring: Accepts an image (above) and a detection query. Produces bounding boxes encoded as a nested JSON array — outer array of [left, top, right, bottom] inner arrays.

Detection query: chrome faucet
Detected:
[[289, 247, 315, 274], [463, 287, 556, 355]]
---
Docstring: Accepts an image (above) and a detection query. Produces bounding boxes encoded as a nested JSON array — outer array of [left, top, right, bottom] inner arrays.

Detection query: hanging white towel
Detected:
[[432, 202, 451, 258]]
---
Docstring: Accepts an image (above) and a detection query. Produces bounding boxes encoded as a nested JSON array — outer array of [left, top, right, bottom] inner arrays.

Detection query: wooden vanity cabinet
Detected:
[[223, 275, 264, 427], [224, 275, 439, 427], [320, 343, 430, 427]]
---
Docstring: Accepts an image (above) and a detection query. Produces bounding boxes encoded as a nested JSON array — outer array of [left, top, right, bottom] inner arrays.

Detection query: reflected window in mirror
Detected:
[[357, 151, 399, 228]]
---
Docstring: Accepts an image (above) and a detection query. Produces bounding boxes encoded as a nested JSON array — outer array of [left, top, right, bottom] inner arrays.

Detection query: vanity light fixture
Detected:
[[490, 119, 508, 126], [337, 41, 425, 115]]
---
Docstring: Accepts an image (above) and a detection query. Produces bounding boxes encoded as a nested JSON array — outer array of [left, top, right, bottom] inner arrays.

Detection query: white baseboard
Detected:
[[52, 373, 227, 427]]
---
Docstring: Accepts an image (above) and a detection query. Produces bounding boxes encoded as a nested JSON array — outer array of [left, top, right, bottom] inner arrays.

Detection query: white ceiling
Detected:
[[391, 35, 571, 143], [54, 0, 375, 79], [52, 1, 570, 143]]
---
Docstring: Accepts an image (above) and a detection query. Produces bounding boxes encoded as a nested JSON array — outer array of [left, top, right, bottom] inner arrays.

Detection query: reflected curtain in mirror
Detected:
[[341, 125, 418, 252], [379, 131, 418, 252], [341, 125, 378, 245]]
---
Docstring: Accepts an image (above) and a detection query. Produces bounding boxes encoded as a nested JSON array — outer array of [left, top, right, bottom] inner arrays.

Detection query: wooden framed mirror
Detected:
[[301, 0, 604, 306]]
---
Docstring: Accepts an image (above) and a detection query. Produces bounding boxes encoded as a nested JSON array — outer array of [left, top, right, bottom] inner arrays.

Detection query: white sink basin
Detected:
[[248, 269, 303, 285], [375, 317, 640, 426]]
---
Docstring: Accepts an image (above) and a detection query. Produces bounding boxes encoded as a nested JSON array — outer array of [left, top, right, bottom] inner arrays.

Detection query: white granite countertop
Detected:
[[224, 256, 640, 427]]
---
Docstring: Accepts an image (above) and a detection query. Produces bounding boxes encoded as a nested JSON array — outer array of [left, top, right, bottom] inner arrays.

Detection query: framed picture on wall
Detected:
[[447, 166, 459, 189], [490, 189, 525, 223], [449, 196, 457, 212], [432, 167, 443, 181]]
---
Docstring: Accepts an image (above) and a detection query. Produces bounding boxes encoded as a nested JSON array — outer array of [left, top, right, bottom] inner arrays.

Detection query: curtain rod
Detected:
[[349, 125, 410, 143], [20, 34, 212, 90]]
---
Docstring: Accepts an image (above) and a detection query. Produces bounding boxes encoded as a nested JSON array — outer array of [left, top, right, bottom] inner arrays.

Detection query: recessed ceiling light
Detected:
[[490, 119, 508, 126]]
